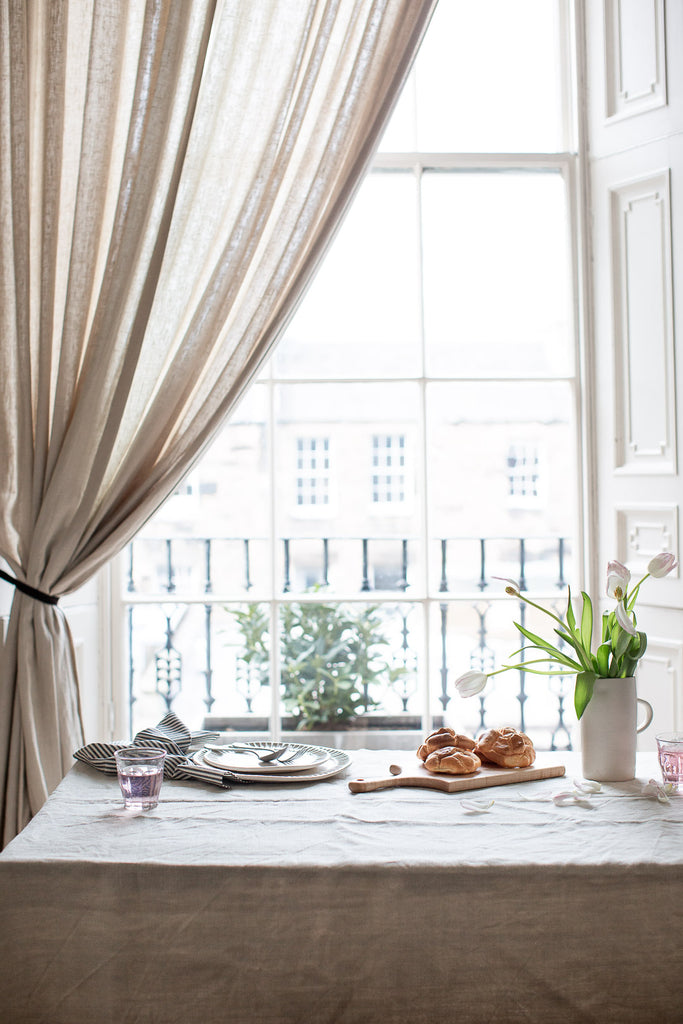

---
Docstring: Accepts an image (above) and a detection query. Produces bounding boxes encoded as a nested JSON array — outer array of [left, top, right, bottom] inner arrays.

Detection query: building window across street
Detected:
[[372, 434, 406, 505], [296, 437, 330, 507]]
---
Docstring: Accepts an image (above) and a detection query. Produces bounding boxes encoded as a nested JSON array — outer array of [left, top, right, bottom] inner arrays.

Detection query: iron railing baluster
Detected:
[[203, 604, 214, 713], [439, 539, 448, 592], [400, 539, 408, 591], [165, 539, 175, 593], [244, 538, 252, 591], [518, 537, 527, 591], [283, 539, 291, 592], [557, 537, 566, 589], [439, 602, 449, 709], [517, 601, 528, 733], [361, 539, 370, 591]]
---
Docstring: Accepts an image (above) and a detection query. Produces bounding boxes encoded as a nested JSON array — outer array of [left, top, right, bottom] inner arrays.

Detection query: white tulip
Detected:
[[454, 670, 488, 697]]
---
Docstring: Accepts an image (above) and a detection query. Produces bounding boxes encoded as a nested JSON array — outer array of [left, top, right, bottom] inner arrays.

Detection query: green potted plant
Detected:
[[231, 596, 406, 731]]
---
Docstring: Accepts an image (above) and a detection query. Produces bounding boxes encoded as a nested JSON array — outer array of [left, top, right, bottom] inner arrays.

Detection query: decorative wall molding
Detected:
[[615, 503, 679, 574], [604, 0, 667, 121], [641, 637, 683, 733], [610, 169, 676, 473]]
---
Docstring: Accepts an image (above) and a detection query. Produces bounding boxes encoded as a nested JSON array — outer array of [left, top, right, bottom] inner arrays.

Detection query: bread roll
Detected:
[[475, 727, 535, 768], [417, 728, 476, 761], [424, 746, 481, 775]]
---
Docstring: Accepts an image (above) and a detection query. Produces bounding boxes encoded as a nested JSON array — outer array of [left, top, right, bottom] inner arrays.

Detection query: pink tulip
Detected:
[[647, 552, 678, 578], [606, 560, 630, 600]]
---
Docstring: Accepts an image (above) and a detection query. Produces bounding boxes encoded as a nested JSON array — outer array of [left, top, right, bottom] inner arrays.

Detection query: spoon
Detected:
[[205, 744, 289, 763]]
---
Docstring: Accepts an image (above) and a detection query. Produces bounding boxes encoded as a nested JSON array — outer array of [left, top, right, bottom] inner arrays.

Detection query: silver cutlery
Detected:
[[204, 744, 290, 764]]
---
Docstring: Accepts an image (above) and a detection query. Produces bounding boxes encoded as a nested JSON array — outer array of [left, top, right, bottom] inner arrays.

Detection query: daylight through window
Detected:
[[121, 0, 582, 753]]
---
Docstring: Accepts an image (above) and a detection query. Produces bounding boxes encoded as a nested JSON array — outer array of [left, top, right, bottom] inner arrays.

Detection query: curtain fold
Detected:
[[0, 0, 436, 847]]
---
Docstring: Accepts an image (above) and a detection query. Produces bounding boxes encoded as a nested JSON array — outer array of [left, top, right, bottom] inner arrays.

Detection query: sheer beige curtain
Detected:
[[0, 0, 435, 846]]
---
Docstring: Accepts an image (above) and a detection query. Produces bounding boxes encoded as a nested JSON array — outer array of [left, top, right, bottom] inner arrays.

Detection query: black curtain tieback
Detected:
[[0, 568, 59, 605]]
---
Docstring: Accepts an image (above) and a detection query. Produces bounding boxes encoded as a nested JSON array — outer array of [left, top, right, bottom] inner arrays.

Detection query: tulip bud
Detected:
[[454, 670, 488, 698], [493, 576, 521, 596], [647, 552, 678, 578]]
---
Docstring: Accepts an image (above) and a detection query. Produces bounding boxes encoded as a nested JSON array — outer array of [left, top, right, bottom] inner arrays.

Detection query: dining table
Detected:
[[0, 745, 681, 1024]]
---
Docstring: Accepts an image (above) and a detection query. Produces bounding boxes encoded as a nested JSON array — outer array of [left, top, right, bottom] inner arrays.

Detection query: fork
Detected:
[[205, 744, 288, 763]]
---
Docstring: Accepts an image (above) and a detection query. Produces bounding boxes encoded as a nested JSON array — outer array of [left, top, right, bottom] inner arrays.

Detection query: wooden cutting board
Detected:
[[348, 762, 566, 793]]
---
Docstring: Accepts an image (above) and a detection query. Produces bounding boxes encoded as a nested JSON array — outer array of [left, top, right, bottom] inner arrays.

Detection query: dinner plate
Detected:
[[192, 744, 351, 783], [201, 742, 330, 774]]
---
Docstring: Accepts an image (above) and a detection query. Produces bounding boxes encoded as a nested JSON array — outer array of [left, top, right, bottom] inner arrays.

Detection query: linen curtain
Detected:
[[0, 0, 436, 847]]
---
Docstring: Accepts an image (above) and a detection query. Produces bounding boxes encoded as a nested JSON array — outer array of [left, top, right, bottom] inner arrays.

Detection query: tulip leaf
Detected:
[[580, 592, 593, 652], [565, 588, 576, 633], [614, 626, 632, 661], [596, 642, 611, 676], [553, 628, 593, 671], [638, 630, 647, 657], [513, 622, 583, 670], [574, 670, 597, 719]]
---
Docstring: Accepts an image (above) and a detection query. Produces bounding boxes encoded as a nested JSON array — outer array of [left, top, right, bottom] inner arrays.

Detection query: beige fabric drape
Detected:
[[0, 0, 436, 847]]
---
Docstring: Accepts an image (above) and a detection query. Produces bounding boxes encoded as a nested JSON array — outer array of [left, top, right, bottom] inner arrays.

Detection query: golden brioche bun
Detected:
[[417, 728, 476, 761], [424, 746, 481, 775], [475, 727, 535, 768]]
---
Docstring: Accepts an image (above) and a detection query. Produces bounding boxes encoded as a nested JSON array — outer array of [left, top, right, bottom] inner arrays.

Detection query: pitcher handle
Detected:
[[636, 697, 654, 733]]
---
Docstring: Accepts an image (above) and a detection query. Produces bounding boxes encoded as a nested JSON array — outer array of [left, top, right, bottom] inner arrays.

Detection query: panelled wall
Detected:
[[585, 0, 683, 739]]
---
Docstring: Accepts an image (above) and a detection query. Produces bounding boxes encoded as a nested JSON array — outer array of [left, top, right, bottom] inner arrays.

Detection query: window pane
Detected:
[[422, 171, 573, 377], [272, 172, 420, 379], [379, 0, 564, 154], [273, 382, 420, 593], [426, 381, 577, 592]]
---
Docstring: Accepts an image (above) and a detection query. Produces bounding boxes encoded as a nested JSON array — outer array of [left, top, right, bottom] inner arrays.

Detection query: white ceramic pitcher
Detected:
[[580, 676, 653, 782]]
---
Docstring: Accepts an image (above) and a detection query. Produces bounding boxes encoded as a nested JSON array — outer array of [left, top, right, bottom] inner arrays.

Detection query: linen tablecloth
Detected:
[[1, 749, 681, 1023]]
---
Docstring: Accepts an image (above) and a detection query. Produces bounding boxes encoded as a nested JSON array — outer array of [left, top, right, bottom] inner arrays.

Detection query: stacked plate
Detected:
[[192, 740, 351, 783]]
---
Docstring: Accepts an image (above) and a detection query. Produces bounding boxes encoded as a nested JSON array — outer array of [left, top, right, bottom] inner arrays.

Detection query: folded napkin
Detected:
[[74, 712, 243, 789]]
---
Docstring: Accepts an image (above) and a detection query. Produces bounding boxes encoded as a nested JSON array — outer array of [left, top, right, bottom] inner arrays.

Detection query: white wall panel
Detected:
[[615, 503, 679, 573], [610, 170, 676, 473], [638, 637, 683, 740], [604, 0, 666, 120]]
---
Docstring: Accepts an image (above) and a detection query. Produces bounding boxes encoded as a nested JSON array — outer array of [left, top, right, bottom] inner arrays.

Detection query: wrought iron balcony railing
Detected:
[[122, 533, 575, 750]]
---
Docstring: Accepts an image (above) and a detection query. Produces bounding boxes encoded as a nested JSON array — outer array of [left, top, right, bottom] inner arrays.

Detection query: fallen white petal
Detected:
[[553, 791, 579, 806], [553, 790, 594, 809], [642, 778, 675, 804], [460, 798, 494, 813], [574, 778, 602, 794]]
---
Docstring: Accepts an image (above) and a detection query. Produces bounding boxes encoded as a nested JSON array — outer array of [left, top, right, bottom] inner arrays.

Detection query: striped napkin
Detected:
[[74, 712, 244, 789]]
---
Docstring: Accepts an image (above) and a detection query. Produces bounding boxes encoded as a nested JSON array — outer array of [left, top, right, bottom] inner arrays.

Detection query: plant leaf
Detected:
[[580, 592, 593, 653], [565, 587, 576, 633], [614, 626, 632, 661], [552, 627, 593, 671], [513, 623, 584, 671], [595, 642, 611, 676], [574, 670, 597, 719]]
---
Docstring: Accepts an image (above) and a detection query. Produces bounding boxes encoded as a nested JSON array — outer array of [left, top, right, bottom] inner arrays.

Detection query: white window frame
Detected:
[[103, 2, 591, 745]]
